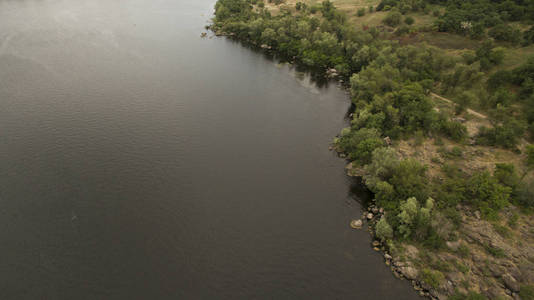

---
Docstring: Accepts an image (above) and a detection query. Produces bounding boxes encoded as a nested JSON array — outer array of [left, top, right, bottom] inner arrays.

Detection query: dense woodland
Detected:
[[212, 0, 534, 297]]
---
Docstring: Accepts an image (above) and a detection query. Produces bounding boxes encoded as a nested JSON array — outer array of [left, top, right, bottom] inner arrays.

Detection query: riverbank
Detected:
[[211, 1, 534, 299]]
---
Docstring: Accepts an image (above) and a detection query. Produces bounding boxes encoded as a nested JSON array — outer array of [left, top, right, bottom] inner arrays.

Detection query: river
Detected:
[[0, 0, 419, 299]]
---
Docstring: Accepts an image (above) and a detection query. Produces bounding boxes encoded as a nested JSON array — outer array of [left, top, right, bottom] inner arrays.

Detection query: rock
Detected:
[[384, 136, 392, 145], [350, 219, 363, 229], [502, 274, 520, 292], [404, 245, 419, 260], [373, 247, 380, 251], [367, 213, 374, 220], [200, 32, 207, 38], [485, 287, 508, 299], [400, 266, 419, 280], [474, 210, 481, 220], [379, 208, 384, 214], [489, 264, 504, 277], [446, 272, 464, 285], [372, 241, 380, 247], [345, 162, 353, 170], [446, 241, 461, 251], [371, 207, 379, 214], [384, 253, 392, 260]]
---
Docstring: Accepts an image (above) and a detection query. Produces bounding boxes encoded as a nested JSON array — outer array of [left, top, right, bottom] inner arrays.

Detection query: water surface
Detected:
[[0, 1, 419, 298]]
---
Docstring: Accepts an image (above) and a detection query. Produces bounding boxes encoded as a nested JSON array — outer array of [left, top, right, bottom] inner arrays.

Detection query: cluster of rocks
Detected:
[[349, 204, 384, 230]]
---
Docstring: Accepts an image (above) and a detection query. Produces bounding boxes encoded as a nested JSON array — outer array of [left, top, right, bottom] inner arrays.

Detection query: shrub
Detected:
[[383, 11, 402, 27], [520, 285, 534, 300], [476, 119, 527, 149], [420, 269, 444, 289], [465, 171, 511, 218], [404, 16, 414, 25], [357, 8, 365, 17], [376, 217, 393, 241], [527, 144, 534, 169]]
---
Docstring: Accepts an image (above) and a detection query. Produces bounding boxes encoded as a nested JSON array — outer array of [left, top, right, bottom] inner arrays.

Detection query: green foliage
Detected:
[[420, 268, 444, 289], [357, 8, 366, 17], [527, 145, 534, 169], [337, 128, 384, 164], [449, 292, 488, 300], [492, 223, 511, 238], [435, 0, 532, 38], [390, 159, 429, 202], [383, 11, 402, 27], [456, 244, 470, 258], [476, 118, 527, 149], [484, 244, 506, 258], [465, 171, 511, 218], [376, 216, 393, 241], [488, 24, 523, 45], [520, 285, 534, 300], [398, 197, 419, 238], [474, 41, 505, 71], [404, 16, 414, 25]]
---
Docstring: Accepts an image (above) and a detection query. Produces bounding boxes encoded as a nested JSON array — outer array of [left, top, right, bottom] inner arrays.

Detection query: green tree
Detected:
[[376, 217, 393, 241]]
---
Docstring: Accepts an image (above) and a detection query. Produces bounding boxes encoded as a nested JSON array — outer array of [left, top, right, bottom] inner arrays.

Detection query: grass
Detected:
[[420, 268, 445, 289], [484, 244, 506, 258]]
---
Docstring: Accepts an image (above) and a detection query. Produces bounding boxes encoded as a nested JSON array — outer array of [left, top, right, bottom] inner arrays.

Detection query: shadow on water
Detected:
[[222, 36, 340, 89], [348, 177, 374, 208]]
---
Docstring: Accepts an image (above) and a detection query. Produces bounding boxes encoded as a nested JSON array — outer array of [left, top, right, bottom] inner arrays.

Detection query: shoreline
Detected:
[[209, 1, 534, 298]]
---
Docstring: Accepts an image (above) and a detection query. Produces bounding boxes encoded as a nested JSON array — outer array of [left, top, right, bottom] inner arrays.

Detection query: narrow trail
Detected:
[[430, 92, 488, 120]]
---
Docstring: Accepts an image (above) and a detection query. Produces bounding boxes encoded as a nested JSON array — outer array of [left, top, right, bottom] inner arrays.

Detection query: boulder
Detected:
[[367, 213, 374, 220], [446, 241, 461, 251], [404, 245, 419, 260], [400, 266, 419, 280], [502, 274, 520, 292], [350, 219, 363, 229]]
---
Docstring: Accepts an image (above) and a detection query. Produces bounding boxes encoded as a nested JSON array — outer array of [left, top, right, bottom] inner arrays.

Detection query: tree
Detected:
[[398, 197, 419, 238], [376, 217, 394, 241]]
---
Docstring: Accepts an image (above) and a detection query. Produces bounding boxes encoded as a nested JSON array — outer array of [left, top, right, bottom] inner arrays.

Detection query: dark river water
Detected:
[[0, 0, 419, 299]]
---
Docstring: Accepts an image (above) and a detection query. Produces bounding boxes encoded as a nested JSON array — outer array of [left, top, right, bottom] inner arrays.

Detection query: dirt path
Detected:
[[430, 92, 488, 119]]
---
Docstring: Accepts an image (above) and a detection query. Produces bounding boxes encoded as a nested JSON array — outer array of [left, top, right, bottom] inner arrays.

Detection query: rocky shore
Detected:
[[343, 147, 534, 299]]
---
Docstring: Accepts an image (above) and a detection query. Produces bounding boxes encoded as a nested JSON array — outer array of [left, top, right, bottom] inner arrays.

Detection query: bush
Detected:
[[489, 24, 523, 45], [383, 11, 402, 27], [476, 119, 527, 149], [357, 8, 365, 17], [420, 269, 444, 289], [520, 285, 534, 300], [404, 16, 414, 25], [441, 120, 468, 142], [465, 171, 511, 218], [337, 128, 385, 164], [527, 144, 534, 169]]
